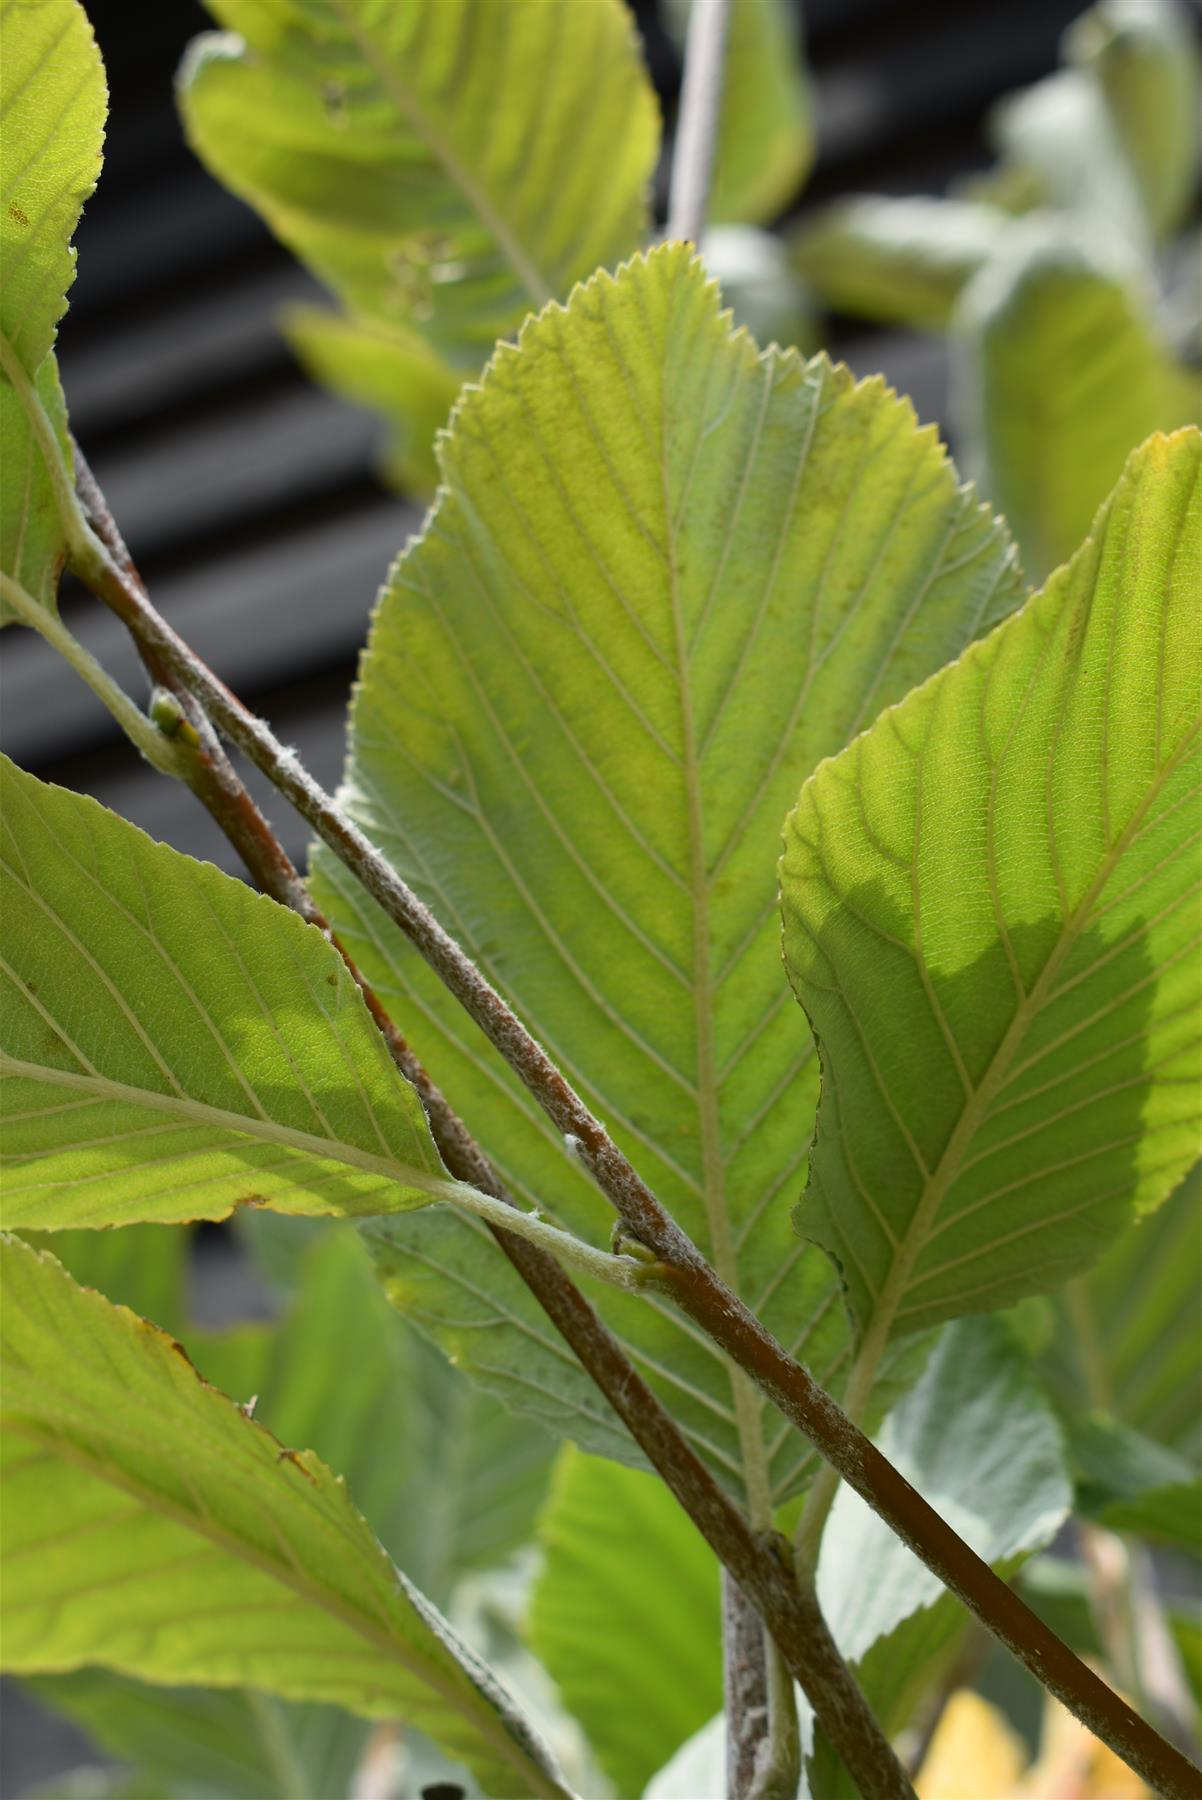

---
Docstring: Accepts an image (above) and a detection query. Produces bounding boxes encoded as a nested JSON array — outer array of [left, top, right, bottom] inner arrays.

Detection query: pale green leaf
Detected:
[[1066, 0, 1202, 241], [957, 223, 1199, 578], [807, 1318, 1072, 1794], [667, 0, 814, 224], [0, 1234, 570, 1800], [0, 0, 105, 623], [781, 429, 1202, 1359], [643, 1714, 729, 1800], [789, 196, 1007, 330], [313, 243, 1025, 1504], [283, 305, 462, 495], [179, 0, 659, 364], [1044, 1162, 1202, 1457], [528, 1447, 722, 1797], [0, 756, 450, 1231], [989, 66, 1149, 259]]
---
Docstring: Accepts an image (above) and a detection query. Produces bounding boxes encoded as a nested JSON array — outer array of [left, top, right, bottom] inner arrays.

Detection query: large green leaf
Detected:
[[667, 0, 814, 225], [957, 225, 1199, 578], [807, 1318, 1072, 1795], [528, 1448, 722, 1797], [1043, 1162, 1202, 1457], [0, 756, 450, 1230], [313, 243, 1025, 1504], [0, 1234, 570, 1800], [27, 1227, 555, 1799], [180, 0, 658, 365], [781, 430, 1201, 1372], [789, 196, 1007, 331], [0, 0, 105, 622]]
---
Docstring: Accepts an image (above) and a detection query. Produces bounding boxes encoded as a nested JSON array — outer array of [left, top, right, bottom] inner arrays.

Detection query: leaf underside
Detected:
[[313, 243, 1026, 1503]]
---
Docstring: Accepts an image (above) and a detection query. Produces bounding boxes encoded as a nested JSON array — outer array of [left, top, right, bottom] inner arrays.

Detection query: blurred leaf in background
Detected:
[[792, 0, 1202, 575]]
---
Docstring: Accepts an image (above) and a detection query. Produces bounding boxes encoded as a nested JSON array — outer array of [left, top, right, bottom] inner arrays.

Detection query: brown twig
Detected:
[[71, 488, 1202, 1800], [73, 448, 912, 1797]]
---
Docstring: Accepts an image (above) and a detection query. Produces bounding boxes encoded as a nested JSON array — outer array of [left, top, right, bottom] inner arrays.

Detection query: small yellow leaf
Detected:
[[917, 1691, 1027, 1799]]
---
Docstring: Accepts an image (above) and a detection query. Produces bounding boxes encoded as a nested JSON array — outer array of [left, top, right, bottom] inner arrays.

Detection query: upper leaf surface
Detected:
[[0, 0, 105, 622], [313, 244, 1024, 1501], [0, 1234, 568, 1799], [782, 429, 1202, 1346], [180, 0, 659, 365], [0, 758, 446, 1230], [0, 0, 104, 373]]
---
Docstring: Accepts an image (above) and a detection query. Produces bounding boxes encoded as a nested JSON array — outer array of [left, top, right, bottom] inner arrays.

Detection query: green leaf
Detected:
[[1066, 0, 1202, 241], [956, 224, 1199, 578], [667, 0, 814, 224], [0, 0, 105, 623], [209, 1225, 557, 1601], [789, 196, 1007, 330], [1070, 1414, 1202, 1554], [16, 1219, 187, 1330], [283, 305, 462, 495], [0, 1233, 570, 1800], [180, 0, 658, 364], [23, 1671, 359, 1800], [528, 1448, 722, 1797], [807, 1318, 1071, 1794], [313, 243, 1025, 1503], [27, 1226, 552, 1800], [0, 0, 103, 377], [781, 429, 1201, 1366], [1044, 1162, 1202, 1456], [0, 756, 451, 1231]]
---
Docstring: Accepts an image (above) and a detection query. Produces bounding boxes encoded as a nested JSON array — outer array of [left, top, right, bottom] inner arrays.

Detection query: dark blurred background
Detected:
[[0, 2, 1103, 1791]]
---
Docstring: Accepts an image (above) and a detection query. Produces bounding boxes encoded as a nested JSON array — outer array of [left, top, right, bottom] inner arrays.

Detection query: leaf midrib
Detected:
[[0, 1055, 448, 1205], [659, 307, 773, 1521]]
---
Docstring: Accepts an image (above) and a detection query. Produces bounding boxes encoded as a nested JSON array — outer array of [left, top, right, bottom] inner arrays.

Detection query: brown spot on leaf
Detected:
[[8, 204, 29, 227], [277, 1446, 317, 1482]]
